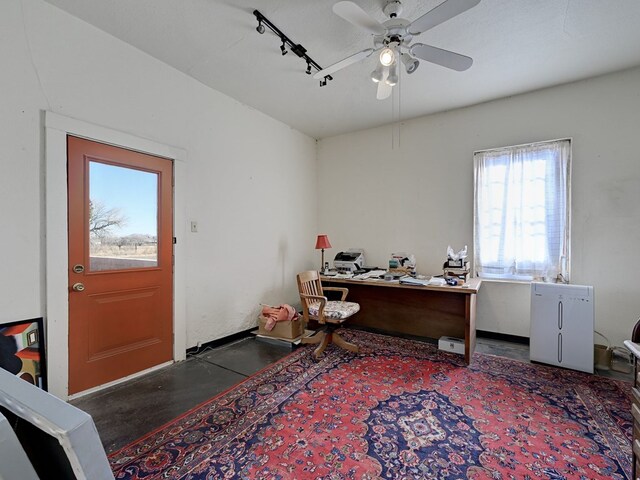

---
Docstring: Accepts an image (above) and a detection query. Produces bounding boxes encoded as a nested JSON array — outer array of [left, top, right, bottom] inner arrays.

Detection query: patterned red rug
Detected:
[[109, 330, 632, 479]]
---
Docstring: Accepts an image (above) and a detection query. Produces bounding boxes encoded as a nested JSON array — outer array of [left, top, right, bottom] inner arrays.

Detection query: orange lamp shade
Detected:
[[315, 235, 332, 250]]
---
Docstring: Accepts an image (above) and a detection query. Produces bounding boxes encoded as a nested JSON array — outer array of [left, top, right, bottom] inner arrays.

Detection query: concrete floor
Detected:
[[71, 338, 293, 454], [70, 331, 632, 455]]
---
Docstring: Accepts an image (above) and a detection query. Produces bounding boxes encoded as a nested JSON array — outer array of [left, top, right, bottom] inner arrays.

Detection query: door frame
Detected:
[[45, 112, 187, 400]]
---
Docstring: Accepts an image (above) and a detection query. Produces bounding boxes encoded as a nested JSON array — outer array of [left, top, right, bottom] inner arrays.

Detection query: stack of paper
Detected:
[[399, 276, 431, 286], [353, 270, 387, 280], [334, 273, 353, 279]]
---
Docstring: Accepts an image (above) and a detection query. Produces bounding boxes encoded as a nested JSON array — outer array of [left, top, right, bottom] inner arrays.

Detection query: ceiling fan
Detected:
[[314, 0, 480, 99]]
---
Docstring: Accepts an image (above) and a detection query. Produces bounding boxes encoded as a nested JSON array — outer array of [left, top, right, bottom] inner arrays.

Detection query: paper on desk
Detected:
[[334, 273, 353, 279], [399, 276, 431, 286], [353, 270, 387, 280]]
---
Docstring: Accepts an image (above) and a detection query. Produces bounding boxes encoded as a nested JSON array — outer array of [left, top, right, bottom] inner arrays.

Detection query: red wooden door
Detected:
[[67, 136, 173, 395]]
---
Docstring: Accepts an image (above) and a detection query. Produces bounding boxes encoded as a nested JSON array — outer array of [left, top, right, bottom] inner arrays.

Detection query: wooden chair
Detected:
[[297, 271, 360, 358]]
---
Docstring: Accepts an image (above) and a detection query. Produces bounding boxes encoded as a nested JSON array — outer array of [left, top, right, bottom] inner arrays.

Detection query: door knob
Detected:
[[72, 283, 85, 292]]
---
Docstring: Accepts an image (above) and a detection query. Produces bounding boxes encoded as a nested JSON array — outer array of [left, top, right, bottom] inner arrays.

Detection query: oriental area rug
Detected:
[[109, 330, 632, 479]]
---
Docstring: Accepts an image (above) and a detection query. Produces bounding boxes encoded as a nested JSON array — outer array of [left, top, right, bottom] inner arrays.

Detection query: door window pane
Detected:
[[89, 161, 158, 271]]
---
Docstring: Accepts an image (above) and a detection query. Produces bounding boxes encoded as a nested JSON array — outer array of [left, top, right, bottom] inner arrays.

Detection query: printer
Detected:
[[333, 249, 365, 273]]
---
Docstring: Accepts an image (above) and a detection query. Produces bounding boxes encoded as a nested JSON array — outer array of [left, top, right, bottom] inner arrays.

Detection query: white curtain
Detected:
[[473, 139, 571, 281]]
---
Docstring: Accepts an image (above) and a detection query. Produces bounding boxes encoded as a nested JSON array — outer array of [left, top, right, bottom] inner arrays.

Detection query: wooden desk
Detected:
[[321, 277, 482, 364]]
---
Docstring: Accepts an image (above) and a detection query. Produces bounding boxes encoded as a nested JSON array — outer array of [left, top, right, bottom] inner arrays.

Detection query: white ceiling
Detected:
[[44, 0, 640, 139]]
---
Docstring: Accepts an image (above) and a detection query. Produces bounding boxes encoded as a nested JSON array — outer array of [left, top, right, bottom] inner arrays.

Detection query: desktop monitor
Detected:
[[0, 367, 114, 480]]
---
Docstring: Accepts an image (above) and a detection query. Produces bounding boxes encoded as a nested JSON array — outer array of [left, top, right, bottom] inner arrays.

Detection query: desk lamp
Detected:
[[315, 234, 332, 272]]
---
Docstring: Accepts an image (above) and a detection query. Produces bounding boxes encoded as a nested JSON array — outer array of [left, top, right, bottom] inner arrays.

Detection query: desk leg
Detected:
[[465, 294, 477, 364]]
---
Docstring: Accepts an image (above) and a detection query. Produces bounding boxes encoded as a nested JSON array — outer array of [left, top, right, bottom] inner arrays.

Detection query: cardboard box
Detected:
[[257, 316, 304, 339]]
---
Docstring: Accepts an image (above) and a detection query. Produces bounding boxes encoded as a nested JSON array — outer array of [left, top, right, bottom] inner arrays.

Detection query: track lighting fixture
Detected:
[[319, 75, 333, 87], [253, 10, 330, 86]]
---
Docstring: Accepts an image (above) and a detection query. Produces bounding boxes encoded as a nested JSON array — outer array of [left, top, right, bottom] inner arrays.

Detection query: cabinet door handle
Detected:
[[558, 301, 563, 330], [558, 332, 562, 363]]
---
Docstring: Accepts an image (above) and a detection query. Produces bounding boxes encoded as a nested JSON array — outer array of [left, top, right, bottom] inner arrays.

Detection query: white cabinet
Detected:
[[530, 282, 594, 373]]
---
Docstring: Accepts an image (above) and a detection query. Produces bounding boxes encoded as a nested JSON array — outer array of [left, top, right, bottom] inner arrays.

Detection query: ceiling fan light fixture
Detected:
[[385, 72, 398, 86], [401, 53, 419, 74], [385, 61, 398, 86], [309, 0, 479, 98], [379, 47, 395, 66], [370, 64, 385, 83]]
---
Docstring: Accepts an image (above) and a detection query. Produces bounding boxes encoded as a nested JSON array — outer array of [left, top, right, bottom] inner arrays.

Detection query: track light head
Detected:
[[319, 75, 332, 87], [306, 62, 312, 75], [280, 41, 287, 55], [256, 22, 265, 34]]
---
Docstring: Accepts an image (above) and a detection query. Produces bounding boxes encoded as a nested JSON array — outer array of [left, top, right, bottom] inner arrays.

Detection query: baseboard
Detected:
[[346, 325, 439, 345], [186, 327, 255, 354], [477, 330, 529, 345], [186, 327, 530, 353]]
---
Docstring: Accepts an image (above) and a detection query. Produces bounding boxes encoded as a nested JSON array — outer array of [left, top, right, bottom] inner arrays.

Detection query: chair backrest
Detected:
[[297, 271, 324, 323]]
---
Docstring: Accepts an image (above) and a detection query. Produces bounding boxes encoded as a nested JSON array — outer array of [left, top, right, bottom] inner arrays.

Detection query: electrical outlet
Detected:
[[190, 221, 198, 233]]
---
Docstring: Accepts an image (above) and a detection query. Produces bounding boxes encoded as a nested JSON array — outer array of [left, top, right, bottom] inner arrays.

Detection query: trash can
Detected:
[[594, 331, 611, 370]]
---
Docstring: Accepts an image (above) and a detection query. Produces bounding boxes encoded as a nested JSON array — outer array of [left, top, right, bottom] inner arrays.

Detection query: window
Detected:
[[473, 139, 571, 281]]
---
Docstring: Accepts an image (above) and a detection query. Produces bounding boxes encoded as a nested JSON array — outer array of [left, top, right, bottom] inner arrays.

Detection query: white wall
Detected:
[[3, 0, 638, 396], [318, 66, 640, 347], [1, 0, 317, 395]]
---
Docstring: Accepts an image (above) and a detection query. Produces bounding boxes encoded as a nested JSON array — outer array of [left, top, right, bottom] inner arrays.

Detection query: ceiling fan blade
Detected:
[[313, 48, 375, 79], [333, 1, 385, 35], [376, 68, 392, 100], [410, 43, 473, 71], [408, 0, 481, 35]]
